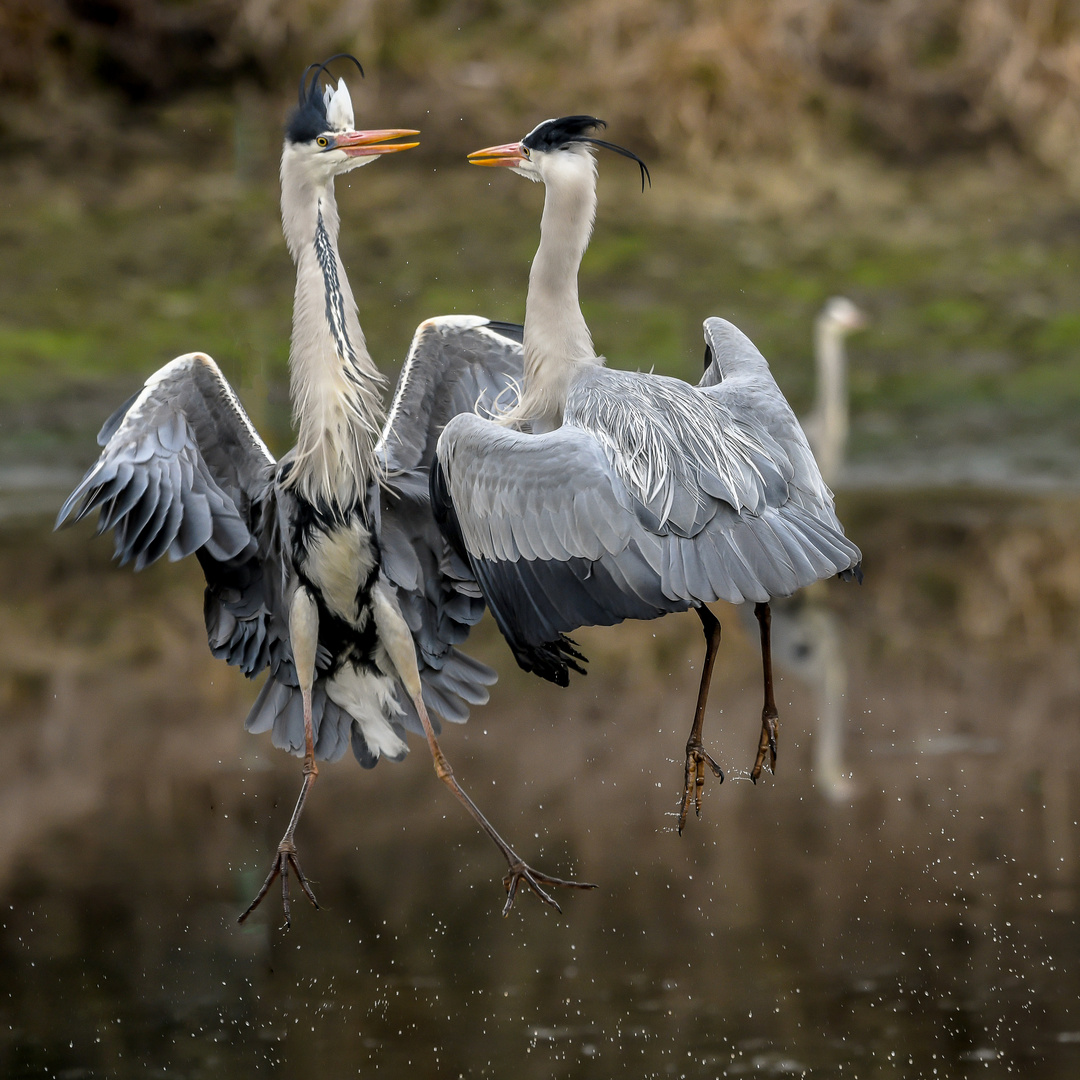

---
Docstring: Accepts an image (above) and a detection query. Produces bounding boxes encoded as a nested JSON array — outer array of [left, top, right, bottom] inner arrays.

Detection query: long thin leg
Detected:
[[238, 751, 320, 926], [373, 586, 595, 916], [678, 605, 724, 834], [752, 601, 779, 782], [414, 688, 596, 916], [239, 588, 321, 928]]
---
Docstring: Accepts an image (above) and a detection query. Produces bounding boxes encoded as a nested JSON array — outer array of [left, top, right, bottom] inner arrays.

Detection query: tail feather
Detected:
[[244, 677, 356, 765]]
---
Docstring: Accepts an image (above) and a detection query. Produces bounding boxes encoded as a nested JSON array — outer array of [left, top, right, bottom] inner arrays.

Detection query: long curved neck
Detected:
[[280, 151, 385, 509], [811, 317, 848, 484], [515, 154, 602, 431]]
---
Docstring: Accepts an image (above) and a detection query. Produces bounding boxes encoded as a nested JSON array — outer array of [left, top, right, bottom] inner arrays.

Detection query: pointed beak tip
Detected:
[[466, 143, 524, 167], [338, 128, 421, 157]]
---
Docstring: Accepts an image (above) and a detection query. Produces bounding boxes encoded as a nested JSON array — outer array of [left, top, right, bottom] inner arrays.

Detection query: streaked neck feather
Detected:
[[280, 151, 385, 507]]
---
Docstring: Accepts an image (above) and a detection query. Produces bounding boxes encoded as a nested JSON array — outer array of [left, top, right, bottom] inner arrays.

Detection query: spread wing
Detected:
[[56, 352, 285, 678], [374, 315, 526, 725], [434, 318, 862, 685]]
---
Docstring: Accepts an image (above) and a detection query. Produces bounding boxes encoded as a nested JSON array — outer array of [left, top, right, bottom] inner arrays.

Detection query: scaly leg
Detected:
[[373, 585, 595, 916], [416, 694, 596, 915], [751, 601, 779, 782], [238, 588, 321, 927], [678, 605, 724, 834]]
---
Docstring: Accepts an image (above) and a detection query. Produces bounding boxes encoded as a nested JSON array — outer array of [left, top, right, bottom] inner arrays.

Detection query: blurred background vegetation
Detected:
[[3, 0, 1080, 482], [9, 0, 1080, 174], [6, 10, 1080, 1074]]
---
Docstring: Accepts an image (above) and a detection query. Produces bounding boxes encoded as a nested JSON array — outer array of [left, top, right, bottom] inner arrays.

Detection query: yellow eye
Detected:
[[316, 136, 329, 148]]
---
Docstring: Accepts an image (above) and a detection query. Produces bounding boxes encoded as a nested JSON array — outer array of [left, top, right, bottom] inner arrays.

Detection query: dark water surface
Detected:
[[1, 489, 1079, 1078]]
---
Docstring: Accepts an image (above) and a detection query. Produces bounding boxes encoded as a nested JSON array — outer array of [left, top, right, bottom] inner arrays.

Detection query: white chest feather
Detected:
[[302, 519, 377, 624]]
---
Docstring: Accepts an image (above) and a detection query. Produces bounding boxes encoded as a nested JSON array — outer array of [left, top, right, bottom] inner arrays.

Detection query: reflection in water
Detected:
[[2, 490, 1080, 1078], [766, 295, 866, 801], [769, 590, 856, 801]]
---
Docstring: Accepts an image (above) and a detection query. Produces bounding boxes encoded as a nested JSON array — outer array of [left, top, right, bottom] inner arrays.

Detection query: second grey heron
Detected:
[[57, 61, 592, 923], [432, 116, 863, 832]]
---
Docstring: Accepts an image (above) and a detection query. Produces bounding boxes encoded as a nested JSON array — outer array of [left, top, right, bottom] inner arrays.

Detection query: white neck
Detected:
[[280, 146, 385, 508], [808, 316, 849, 484], [512, 151, 603, 431]]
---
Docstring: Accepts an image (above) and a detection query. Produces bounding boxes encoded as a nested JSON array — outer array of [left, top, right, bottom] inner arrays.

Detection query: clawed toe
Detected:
[[501, 862, 598, 917], [750, 705, 779, 783], [238, 843, 319, 928], [678, 741, 724, 834]]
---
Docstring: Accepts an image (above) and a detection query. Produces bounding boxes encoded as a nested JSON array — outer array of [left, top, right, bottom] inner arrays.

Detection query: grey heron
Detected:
[[802, 296, 868, 486], [431, 116, 863, 832], [57, 61, 592, 924]]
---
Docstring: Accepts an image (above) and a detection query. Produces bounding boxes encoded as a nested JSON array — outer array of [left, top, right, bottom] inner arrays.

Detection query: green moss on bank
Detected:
[[4, 130, 1080, 466]]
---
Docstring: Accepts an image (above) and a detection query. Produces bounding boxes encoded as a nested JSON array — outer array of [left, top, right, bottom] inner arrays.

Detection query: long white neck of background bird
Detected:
[[280, 157, 385, 507], [810, 318, 849, 484], [513, 157, 600, 431]]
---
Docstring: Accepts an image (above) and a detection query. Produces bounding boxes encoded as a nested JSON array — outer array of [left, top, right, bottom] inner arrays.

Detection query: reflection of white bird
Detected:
[[58, 58, 591, 924], [770, 297, 866, 800], [767, 592, 855, 800], [431, 117, 862, 833]]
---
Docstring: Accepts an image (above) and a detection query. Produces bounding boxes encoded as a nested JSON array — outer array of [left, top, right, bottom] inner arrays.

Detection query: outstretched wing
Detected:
[[374, 315, 526, 725], [376, 315, 523, 482], [57, 352, 284, 677], [698, 316, 863, 579], [434, 318, 862, 685]]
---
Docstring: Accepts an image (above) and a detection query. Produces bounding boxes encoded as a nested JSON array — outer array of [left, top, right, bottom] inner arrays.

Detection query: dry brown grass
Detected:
[[510, 0, 1080, 186], [6, 0, 1080, 188]]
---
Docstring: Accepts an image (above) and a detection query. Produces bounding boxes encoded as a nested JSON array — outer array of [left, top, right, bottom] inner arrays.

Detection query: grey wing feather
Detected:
[[377, 315, 524, 477], [97, 391, 140, 446], [375, 316, 525, 725], [698, 316, 863, 586], [699, 317, 838, 505], [58, 352, 284, 678], [246, 676, 375, 766], [436, 328, 862, 682], [58, 351, 273, 558], [698, 316, 775, 388], [434, 417, 681, 682]]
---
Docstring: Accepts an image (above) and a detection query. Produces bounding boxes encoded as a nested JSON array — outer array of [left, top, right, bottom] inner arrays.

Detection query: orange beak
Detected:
[[467, 141, 527, 167], [335, 129, 420, 157]]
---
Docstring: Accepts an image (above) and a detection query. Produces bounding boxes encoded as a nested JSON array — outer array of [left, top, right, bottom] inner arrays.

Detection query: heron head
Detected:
[[283, 54, 418, 185], [468, 115, 650, 192], [819, 296, 868, 336]]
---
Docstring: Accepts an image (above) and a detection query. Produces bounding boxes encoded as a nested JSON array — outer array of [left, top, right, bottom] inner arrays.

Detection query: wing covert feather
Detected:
[[58, 352, 282, 678], [436, 350, 861, 666], [376, 316, 524, 728]]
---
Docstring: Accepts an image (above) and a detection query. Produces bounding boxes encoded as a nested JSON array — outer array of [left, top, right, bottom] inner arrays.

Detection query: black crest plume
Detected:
[[285, 54, 365, 144], [522, 115, 651, 192]]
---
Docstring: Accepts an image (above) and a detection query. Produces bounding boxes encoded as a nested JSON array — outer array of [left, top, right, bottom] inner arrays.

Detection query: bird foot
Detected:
[[501, 859, 597, 917], [237, 839, 319, 929], [750, 704, 779, 783], [678, 740, 724, 834]]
